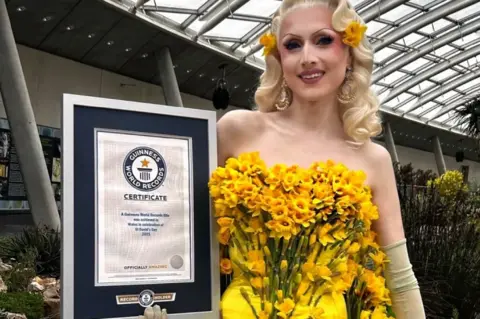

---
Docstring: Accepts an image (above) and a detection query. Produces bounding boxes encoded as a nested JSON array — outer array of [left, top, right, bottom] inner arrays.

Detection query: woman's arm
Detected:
[[368, 143, 426, 319]]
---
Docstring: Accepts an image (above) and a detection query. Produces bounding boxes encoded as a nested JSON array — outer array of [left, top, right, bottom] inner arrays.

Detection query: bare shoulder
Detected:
[[361, 141, 395, 186], [363, 141, 393, 165], [216, 109, 264, 164], [362, 141, 405, 245]]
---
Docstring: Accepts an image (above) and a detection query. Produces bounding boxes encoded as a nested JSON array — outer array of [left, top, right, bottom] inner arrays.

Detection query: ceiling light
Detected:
[[141, 53, 149, 58], [186, 69, 192, 73], [198, 73, 205, 77], [173, 64, 178, 68], [88, 33, 96, 38], [16, 6, 26, 12], [106, 41, 114, 46], [42, 16, 53, 22], [125, 48, 132, 52], [65, 25, 74, 31], [234, 84, 240, 89]]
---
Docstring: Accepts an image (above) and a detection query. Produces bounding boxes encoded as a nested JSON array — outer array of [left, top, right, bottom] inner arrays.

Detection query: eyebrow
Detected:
[[283, 28, 334, 39]]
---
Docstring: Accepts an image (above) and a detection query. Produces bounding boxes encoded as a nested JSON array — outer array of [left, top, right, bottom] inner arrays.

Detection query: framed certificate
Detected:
[[61, 94, 220, 318]]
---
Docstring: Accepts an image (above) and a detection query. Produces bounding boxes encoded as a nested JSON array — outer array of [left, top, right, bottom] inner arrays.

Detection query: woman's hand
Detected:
[[138, 305, 167, 319]]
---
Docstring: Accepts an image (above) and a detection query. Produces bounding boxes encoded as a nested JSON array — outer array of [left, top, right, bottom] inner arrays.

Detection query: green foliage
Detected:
[[398, 175, 480, 318], [0, 292, 44, 319], [393, 162, 437, 187], [2, 249, 37, 293], [0, 226, 60, 278]]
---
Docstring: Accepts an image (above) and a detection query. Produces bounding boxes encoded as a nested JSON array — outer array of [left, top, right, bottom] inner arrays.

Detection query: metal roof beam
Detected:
[[381, 45, 480, 104], [143, 5, 198, 15], [427, 91, 480, 123], [181, 0, 219, 29], [359, 0, 409, 23], [373, 0, 478, 52], [372, 19, 480, 83], [416, 85, 479, 119], [195, 0, 249, 38], [401, 67, 480, 115], [231, 22, 270, 51]]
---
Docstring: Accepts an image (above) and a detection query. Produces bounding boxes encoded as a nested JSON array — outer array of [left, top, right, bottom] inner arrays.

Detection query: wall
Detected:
[[396, 144, 480, 182], [0, 44, 233, 128], [3, 44, 480, 182]]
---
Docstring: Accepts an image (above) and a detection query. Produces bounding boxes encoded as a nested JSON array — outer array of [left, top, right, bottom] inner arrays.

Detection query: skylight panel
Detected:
[[235, 0, 279, 17], [145, 0, 207, 9]]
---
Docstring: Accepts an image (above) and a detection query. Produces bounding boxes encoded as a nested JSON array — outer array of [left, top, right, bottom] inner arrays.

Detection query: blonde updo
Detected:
[[253, 0, 382, 145]]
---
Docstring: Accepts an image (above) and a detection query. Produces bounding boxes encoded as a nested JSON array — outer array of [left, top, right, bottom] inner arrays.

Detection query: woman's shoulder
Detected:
[[216, 109, 265, 163], [359, 140, 395, 188], [217, 109, 265, 137], [362, 140, 392, 162]]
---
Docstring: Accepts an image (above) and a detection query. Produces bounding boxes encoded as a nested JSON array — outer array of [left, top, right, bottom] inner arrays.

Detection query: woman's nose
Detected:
[[301, 43, 317, 67]]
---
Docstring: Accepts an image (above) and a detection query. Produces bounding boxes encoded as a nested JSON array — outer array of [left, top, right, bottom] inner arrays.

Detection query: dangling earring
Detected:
[[275, 78, 292, 111], [337, 67, 357, 104]]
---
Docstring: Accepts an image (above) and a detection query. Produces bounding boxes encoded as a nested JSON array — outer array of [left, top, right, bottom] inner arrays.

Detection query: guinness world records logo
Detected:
[[138, 289, 155, 307], [123, 147, 166, 191]]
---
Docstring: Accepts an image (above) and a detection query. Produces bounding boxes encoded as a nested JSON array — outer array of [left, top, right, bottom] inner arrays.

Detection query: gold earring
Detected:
[[337, 67, 357, 104], [275, 78, 292, 111]]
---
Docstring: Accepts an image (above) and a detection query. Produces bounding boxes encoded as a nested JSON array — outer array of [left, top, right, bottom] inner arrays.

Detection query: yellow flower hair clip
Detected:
[[259, 32, 277, 56], [342, 21, 367, 48]]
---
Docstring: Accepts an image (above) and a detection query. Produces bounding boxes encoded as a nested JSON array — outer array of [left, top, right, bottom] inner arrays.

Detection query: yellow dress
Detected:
[[221, 247, 348, 319], [209, 152, 393, 319]]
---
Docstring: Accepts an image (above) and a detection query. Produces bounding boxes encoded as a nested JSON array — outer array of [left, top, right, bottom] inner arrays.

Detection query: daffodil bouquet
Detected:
[[209, 152, 395, 319]]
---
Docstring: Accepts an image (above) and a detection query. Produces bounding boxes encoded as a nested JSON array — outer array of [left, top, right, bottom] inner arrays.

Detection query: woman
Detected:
[[212, 0, 426, 318]]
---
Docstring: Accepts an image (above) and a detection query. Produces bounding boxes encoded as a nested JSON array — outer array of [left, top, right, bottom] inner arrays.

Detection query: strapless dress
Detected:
[[209, 152, 394, 319], [221, 247, 348, 319]]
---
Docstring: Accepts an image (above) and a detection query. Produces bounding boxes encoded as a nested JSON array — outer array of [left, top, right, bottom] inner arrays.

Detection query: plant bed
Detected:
[[0, 226, 61, 319], [0, 292, 44, 319]]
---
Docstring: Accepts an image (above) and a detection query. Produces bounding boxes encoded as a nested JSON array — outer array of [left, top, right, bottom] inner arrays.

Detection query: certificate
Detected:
[[95, 129, 194, 286], [62, 94, 219, 319]]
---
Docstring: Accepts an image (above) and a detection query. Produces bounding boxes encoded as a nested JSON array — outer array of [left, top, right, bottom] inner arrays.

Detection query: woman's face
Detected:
[[277, 5, 351, 104]]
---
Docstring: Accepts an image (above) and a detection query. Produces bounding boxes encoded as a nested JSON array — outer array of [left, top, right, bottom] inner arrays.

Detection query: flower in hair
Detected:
[[259, 32, 277, 56], [343, 21, 367, 48]]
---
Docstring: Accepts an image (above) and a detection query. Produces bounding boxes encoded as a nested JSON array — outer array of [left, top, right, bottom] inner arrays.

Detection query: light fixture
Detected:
[[66, 25, 74, 31], [141, 53, 149, 58], [234, 84, 240, 89], [199, 73, 205, 77], [125, 48, 132, 52], [186, 69, 192, 73], [88, 33, 95, 38], [212, 64, 230, 110], [16, 6, 26, 12], [42, 16, 53, 22], [106, 41, 114, 46], [173, 64, 178, 69]]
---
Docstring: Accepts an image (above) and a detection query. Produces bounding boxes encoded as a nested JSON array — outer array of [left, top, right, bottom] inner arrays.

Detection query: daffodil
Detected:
[[343, 21, 367, 48], [259, 32, 277, 56]]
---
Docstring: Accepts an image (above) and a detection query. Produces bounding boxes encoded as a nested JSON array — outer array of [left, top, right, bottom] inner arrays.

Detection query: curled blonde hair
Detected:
[[254, 0, 382, 145]]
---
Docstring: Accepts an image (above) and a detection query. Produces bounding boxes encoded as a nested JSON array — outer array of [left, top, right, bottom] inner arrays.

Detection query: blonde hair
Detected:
[[254, 0, 382, 145]]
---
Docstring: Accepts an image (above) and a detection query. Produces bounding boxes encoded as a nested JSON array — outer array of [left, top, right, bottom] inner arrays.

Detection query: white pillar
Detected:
[[0, 0, 60, 229]]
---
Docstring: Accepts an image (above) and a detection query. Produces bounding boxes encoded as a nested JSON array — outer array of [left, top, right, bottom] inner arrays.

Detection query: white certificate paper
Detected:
[[95, 129, 194, 286]]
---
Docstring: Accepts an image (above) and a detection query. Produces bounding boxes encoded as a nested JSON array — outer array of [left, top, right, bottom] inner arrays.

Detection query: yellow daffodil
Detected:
[[343, 20, 367, 48], [259, 32, 277, 56]]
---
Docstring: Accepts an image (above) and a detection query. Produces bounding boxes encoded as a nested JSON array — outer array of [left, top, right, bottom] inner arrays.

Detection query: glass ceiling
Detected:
[[110, 0, 480, 135]]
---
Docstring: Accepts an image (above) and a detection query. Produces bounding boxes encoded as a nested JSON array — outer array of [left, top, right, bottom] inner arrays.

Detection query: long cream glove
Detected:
[[382, 239, 426, 319], [138, 305, 167, 319]]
